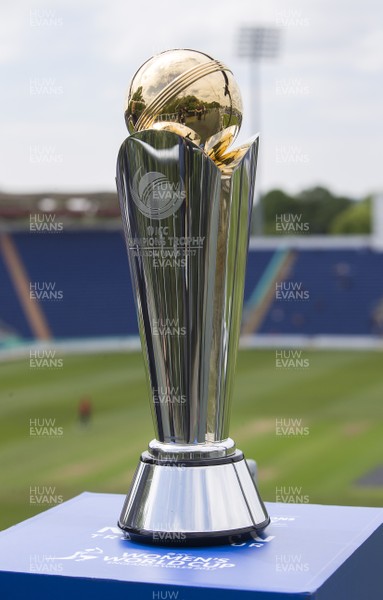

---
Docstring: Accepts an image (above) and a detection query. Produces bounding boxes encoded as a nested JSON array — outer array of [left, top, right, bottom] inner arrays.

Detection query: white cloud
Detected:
[[0, 5, 26, 63], [356, 29, 383, 72], [0, 0, 382, 196]]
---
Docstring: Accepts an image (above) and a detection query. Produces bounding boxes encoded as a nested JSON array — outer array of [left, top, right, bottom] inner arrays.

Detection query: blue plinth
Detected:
[[0, 492, 382, 599]]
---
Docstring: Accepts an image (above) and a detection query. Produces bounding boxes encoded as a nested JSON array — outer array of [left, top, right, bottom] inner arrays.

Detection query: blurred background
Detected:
[[0, 0, 382, 530]]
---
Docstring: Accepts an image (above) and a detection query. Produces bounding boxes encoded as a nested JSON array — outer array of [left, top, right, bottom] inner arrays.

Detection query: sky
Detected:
[[0, 0, 382, 197]]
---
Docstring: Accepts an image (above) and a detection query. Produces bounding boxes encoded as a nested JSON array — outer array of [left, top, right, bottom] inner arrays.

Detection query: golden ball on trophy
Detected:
[[124, 49, 243, 158]]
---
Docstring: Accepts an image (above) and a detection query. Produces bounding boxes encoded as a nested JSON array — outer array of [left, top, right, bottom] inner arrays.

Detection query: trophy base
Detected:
[[118, 449, 270, 546]]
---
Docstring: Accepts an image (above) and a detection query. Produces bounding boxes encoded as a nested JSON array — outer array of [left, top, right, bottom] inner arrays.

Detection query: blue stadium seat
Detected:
[[0, 249, 32, 339], [2, 233, 383, 340], [256, 249, 383, 335], [12, 231, 136, 339]]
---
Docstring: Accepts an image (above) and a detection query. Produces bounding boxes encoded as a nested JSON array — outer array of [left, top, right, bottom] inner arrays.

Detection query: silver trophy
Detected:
[[116, 49, 269, 545]]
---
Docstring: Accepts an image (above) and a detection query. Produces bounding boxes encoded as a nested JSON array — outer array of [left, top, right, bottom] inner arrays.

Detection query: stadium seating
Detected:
[[258, 249, 383, 335], [0, 247, 32, 339], [11, 231, 135, 339], [1, 231, 383, 340]]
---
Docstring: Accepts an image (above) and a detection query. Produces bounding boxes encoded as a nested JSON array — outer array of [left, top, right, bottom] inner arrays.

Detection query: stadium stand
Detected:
[[8, 231, 135, 339], [0, 241, 32, 340], [258, 248, 383, 335], [1, 230, 383, 342]]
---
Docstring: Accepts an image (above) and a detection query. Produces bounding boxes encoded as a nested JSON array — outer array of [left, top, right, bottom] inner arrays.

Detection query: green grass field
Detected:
[[1, 349, 382, 530]]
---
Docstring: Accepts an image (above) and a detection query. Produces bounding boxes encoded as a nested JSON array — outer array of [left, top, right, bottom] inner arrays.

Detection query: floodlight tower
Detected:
[[237, 26, 281, 234]]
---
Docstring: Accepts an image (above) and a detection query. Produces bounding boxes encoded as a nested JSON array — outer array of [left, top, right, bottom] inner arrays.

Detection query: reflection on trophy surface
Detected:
[[116, 49, 270, 545], [124, 48, 243, 162]]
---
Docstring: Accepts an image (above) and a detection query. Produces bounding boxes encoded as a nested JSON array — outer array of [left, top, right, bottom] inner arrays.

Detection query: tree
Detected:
[[258, 186, 354, 235], [258, 189, 298, 235], [330, 198, 371, 234], [295, 187, 351, 234]]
